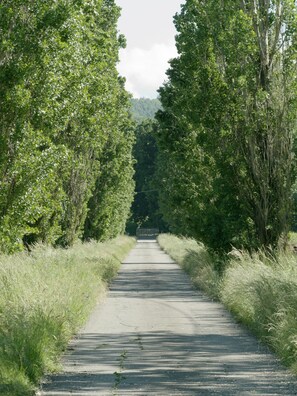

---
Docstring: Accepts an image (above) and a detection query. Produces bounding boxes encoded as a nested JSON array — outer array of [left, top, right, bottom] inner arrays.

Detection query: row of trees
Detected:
[[155, 0, 297, 253], [127, 119, 166, 234], [127, 99, 168, 234], [0, 0, 134, 253]]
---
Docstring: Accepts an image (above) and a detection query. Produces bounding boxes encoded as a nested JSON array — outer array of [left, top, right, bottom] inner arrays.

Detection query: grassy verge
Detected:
[[158, 233, 297, 374], [220, 250, 297, 372], [0, 236, 135, 396], [158, 234, 220, 299]]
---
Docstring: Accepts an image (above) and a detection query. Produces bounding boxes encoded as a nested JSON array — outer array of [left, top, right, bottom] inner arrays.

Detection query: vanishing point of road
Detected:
[[40, 240, 297, 395]]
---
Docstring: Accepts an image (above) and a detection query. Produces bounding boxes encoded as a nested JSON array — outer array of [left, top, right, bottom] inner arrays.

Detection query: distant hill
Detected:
[[131, 98, 162, 123]]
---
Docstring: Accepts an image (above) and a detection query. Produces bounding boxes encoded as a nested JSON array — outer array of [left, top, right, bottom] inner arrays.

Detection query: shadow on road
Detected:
[[41, 241, 297, 395], [42, 330, 297, 395]]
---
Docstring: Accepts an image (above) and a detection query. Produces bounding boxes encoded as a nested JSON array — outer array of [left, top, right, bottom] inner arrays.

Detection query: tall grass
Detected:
[[158, 233, 297, 374], [220, 250, 297, 373], [157, 234, 220, 299], [0, 236, 134, 396]]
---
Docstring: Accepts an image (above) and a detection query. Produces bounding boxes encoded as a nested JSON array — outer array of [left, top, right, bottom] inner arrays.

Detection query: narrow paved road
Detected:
[[41, 240, 297, 395]]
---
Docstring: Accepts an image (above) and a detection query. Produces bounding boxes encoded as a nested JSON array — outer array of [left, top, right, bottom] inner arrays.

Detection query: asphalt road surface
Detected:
[[40, 240, 297, 395]]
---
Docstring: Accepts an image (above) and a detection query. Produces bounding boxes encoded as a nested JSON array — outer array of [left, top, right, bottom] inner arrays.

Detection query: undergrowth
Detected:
[[0, 236, 134, 395], [158, 233, 297, 375]]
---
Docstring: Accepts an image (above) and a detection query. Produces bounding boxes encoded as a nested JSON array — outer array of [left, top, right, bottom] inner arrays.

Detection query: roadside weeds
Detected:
[[0, 236, 135, 396], [158, 233, 297, 376]]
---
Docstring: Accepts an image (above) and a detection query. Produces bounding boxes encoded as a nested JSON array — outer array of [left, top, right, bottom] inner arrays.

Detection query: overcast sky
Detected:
[[116, 0, 185, 99]]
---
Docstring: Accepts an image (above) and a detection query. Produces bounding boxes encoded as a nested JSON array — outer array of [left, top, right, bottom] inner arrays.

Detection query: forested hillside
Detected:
[[155, 0, 297, 256], [131, 98, 161, 123], [0, 0, 134, 253]]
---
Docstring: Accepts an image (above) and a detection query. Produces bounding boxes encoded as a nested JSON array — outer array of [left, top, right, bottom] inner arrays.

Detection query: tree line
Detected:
[[151, 0, 297, 255], [2, 0, 297, 257], [0, 0, 134, 253]]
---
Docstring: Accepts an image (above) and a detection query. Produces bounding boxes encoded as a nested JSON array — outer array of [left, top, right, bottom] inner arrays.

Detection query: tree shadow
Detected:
[[41, 242, 297, 395], [41, 330, 297, 395]]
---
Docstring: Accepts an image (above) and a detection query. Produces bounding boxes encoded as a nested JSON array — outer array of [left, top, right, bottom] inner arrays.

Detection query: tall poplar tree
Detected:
[[0, 1, 69, 252], [83, 78, 135, 242], [156, 0, 297, 252], [0, 0, 134, 252]]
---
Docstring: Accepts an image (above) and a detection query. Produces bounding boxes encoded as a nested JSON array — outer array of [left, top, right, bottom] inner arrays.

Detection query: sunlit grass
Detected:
[[220, 249, 297, 372], [0, 236, 135, 395]]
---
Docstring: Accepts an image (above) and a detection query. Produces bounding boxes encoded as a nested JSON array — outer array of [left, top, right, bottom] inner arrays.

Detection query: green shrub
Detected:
[[0, 236, 134, 394]]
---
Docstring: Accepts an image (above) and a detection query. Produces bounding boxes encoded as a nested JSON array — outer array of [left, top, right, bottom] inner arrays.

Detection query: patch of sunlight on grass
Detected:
[[220, 249, 297, 372]]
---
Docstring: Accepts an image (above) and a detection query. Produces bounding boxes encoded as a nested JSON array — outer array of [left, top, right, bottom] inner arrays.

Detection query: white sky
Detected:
[[116, 0, 185, 99]]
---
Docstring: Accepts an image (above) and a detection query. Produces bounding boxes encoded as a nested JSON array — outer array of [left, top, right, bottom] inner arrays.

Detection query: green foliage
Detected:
[[0, 0, 134, 251], [0, 236, 135, 394], [156, 0, 297, 254], [56, 0, 134, 246], [131, 98, 162, 123], [128, 120, 167, 232], [0, 1, 69, 252], [84, 92, 135, 241]]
